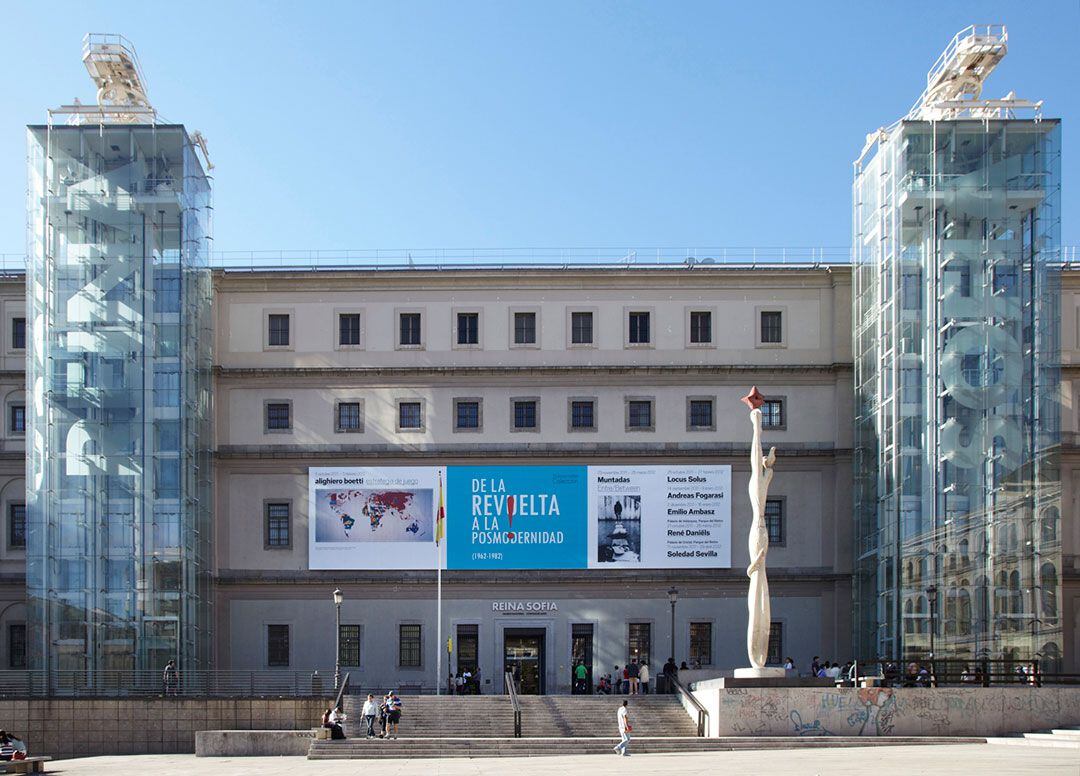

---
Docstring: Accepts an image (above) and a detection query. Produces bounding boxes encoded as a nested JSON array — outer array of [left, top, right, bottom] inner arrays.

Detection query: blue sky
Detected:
[[1, 1, 1076, 253]]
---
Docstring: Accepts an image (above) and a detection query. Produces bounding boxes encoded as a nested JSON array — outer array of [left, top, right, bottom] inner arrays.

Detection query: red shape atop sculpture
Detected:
[[741, 386, 765, 410]]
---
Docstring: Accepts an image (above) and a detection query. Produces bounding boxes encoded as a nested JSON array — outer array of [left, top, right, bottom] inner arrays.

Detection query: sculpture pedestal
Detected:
[[718, 667, 835, 688], [733, 667, 787, 680]]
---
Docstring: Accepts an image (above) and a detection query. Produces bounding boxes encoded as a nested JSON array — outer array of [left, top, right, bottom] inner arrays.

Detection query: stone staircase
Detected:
[[340, 694, 696, 739], [308, 735, 985, 760], [987, 726, 1080, 750]]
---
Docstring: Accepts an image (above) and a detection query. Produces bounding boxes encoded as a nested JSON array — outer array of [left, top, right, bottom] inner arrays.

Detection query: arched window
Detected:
[[958, 589, 972, 634], [1040, 506, 1059, 544], [904, 599, 914, 635], [959, 538, 970, 567], [1040, 562, 1058, 621]]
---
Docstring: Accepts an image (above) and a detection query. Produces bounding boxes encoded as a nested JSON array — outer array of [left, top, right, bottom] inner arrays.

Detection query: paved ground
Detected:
[[41, 744, 1080, 775]]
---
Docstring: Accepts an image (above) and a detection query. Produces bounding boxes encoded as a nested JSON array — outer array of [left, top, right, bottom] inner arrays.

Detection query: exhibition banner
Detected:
[[307, 465, 730, 570], [308, 466, 442, 570], [446, 465, 588, 570], [587, 465, 732, 568]]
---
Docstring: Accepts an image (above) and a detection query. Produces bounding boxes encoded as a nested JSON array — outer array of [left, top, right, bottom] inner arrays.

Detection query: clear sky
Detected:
[[1, 1, 1076, 253]]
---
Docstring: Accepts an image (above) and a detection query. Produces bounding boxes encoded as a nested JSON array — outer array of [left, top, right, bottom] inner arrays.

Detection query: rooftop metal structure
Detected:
[[859, 24, 1044, 163], [50, 34, 157, 125]]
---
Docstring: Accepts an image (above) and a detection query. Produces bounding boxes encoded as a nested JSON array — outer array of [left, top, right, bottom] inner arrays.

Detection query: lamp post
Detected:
[[333, 588, 343, 692], [926, 585, 937, 686]]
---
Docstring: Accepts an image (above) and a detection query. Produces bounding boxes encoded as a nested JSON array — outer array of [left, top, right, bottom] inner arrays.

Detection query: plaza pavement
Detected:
[[42, 744, 1080, 775]]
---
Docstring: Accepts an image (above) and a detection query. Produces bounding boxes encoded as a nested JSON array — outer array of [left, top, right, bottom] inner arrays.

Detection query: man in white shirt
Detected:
[[613, 700, 631, 756], [361, 694, 378, 738]]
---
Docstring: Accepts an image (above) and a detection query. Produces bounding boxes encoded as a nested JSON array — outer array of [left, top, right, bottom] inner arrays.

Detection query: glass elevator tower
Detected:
[[853, 26, 1063, 668], [25, 35, 213, 689]]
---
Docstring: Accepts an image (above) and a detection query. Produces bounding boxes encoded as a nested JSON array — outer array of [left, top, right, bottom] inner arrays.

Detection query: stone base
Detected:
[[714, 668, 836, 688], [733, 667, 787, 679]]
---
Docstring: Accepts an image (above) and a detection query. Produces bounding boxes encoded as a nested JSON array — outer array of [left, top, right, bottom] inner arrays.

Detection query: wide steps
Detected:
[[341, 694, 695, 738], [986, 727, 1080, 750], [308, 736, 985, 759]]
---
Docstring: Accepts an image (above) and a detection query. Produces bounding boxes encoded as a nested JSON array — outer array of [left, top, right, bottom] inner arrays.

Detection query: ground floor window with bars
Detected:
[[267, 624, 290, 667], [689, 622, 712, 667], [767, 622, 783, 665], [399, 624, 422, 667], [339, 624, 361, 666]]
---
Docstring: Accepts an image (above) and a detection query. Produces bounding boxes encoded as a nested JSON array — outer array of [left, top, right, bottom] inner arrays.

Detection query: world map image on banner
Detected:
[[314, 487, 434, 543]]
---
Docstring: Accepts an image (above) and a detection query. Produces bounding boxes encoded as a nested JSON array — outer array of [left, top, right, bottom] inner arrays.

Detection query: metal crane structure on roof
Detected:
[[47, 33, 214, 169], [858, 24, 1043, 163]]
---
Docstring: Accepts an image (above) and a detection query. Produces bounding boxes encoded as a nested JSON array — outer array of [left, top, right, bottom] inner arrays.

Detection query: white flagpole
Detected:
[[436, 468, 443, 696]]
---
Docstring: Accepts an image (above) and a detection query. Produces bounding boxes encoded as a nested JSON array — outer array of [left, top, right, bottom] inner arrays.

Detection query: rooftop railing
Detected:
[[4, 247, 1080, 273]]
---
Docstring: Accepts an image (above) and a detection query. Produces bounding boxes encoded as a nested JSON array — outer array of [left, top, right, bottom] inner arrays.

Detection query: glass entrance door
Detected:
[[571, 624, 594, 694], [504, 629, 545, 694]]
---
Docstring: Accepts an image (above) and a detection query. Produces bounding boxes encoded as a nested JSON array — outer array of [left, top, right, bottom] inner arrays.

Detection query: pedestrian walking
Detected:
[[613, 700, 631, 756], [362, 694, 378, 738], [574, 662, 588, 694], [638, 663, 650, 694], [385, 691, 403, 739]]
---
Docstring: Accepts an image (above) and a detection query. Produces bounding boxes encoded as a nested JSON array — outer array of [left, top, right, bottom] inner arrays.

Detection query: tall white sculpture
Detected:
[[742, 386, 777, 671]]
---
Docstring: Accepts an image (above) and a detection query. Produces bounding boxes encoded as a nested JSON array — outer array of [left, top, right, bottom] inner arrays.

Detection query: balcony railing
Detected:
[[0, 669, 340, 698]]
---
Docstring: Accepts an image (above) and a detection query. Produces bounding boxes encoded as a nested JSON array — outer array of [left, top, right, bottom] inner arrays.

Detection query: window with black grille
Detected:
[[399, 624, 422, 667], [267, 624, 290, 667], [266, 503, 290, 548], [339, 624, 361, 667], [689, 622, 712, 666]]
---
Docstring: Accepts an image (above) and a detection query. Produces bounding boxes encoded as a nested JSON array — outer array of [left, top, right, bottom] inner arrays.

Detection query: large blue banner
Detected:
[[447, 466, 588, 569]]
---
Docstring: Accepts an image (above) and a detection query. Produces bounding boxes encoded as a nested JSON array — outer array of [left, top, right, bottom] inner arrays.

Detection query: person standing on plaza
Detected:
[[613, 700, 631, 756], [628, 660, 640, 694], [638, 662, 650, 694], [162, 659, 178, 696], [662, 657, 677, 694], [613, 665, 622, 695], [361, 694, 378, 738], [474, 665, 482, 694]]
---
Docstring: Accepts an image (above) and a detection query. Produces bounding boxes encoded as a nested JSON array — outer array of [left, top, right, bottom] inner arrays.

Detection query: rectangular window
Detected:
[[627, 622, 651, 666], [339, 624, 361, 667], [513, 312, 536, 345], [688, 399, 714, 429], [760, 311, 783, 344], [268, 314, 290, 347], [513, 400, 538, 430], [8, 503, 25, 549], [689, 622, 712, 667], [455, 400, 481, 430], [339, 313, 362, 346], [154, 274, 181, 314], [767, 622, 783, 665], [153, 365, 180, 407], [399, 624, 422, 667], [9, 405, 24, 436], [8, 624, 26, 669], [627, 399, 653, 430], [398, 401, 423, 430], [267, 624, 290, 667], [689, 311, 712, 344], [571, 312, 593, 345], [628, 311, 650, 344], [570, 400, 595, 430], [266, 402, 291, 431], [11, 318, 25, 351], [399, 313, 422, 346], [457, 312, 479, 345], [336, 402, 363, 432], [266, 503, 290, 548], [765, 498, 784, 544], [456, 624, 479, 674], [761, 399, 784, 429]]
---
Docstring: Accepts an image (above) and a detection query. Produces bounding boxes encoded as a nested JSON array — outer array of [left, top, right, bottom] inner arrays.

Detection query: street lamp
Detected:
[[668, 586, 678, 667], [333, 588, 344, 692], [926, 585, 937, 686]]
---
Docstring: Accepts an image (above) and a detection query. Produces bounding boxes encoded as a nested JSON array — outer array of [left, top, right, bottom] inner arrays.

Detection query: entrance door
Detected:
[[571, 624, 594, 694], [504, 628, 545, 694]]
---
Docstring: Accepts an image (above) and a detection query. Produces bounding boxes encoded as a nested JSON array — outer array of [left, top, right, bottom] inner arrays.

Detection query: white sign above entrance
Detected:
[[492, 601, 559, 614]]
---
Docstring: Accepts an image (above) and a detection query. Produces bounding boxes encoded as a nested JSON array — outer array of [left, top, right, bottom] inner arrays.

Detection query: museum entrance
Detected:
[[503, 628, 545, 695]]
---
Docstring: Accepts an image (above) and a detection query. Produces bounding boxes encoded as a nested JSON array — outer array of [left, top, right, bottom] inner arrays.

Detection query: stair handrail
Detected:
[[669, 673, 708, 737], [504, 671, 522, 738], [333, 672, 350, 711]]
